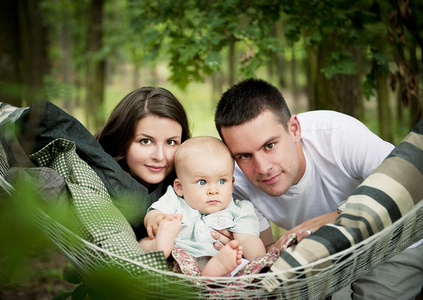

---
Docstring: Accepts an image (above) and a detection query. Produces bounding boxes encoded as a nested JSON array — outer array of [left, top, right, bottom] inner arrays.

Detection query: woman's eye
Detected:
[[198, 180, 206, 186], [265, 143, 274, 150], [140, 139, 151, 145], [218, 179, 226, 185], [166, 140, 176, 146]]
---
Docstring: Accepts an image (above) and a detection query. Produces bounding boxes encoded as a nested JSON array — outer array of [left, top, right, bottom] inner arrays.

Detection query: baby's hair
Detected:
[[175, 136, 233, 175]]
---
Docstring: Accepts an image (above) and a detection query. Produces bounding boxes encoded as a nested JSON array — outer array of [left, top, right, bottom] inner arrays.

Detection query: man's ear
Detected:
[[289, 115, 301, 141], [174, 178, 184, 197]]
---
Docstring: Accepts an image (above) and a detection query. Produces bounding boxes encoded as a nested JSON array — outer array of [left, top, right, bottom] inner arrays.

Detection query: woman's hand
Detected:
[[145, 211, 167, 239], [211, 229, 234, 250]]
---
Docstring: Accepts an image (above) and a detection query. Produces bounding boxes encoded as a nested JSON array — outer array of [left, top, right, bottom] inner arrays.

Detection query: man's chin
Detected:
[[256, 184, 287, 197]]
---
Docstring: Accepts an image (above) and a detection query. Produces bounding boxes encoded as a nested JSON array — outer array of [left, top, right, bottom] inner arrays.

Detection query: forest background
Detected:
[[0, 0, 422, 298]]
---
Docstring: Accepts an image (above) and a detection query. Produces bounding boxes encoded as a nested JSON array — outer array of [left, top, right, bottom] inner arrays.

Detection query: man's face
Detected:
[[221, 110, 303, 197]]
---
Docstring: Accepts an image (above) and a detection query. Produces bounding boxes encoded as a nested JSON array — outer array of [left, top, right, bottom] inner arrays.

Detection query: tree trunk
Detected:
[[409, 41, 422, 127], [212, 71, 223, 105], [228, 38, 235, 87], [291, 43, 299, 112], [277, 51, 286, 89], [333, 49, 360, 118], [332, 73, 359, 117], [0, 0, 21, 106], [85, 0, 105, 132], [58, 8, 73, 113], [274, 21, 286, 89], [106, 0, 125, 85], [267, 52, 275, 82], [0, 0, 49, 107], [354, 50, 365, 121], [315, 42, 337, 111], [375, 68, 393, 143], [18, 0, 50, 105], [306, 48, 318, 111]]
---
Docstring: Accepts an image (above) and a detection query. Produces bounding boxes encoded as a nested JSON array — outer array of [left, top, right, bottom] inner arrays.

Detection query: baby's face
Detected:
[[174, 151, 234, 215]]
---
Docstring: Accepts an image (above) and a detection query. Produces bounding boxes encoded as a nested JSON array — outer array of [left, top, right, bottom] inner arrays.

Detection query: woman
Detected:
[[95, 86, 191, 203]]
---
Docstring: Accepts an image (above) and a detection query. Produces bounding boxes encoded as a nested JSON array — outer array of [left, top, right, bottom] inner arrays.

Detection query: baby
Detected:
[[139, 136, 265, 276]]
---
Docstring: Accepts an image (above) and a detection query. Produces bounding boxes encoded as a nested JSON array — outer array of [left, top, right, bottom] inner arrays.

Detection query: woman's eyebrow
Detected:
[[134, 132, 152, 138]]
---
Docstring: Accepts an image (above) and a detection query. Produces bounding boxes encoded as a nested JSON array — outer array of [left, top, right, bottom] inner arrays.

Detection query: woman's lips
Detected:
[[146, 165, 165, 172]]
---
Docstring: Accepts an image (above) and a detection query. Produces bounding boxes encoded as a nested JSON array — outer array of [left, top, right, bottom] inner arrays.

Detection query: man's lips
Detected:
[[260, 173, 281, 185]]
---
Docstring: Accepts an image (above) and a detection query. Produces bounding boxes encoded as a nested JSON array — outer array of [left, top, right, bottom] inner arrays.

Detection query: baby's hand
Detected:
[[146, 212, 167, 239]]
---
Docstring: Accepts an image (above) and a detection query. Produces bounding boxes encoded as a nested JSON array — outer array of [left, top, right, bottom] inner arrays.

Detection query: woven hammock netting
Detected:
[[37, 201, 423, 300], [1, 101, 422, 300]]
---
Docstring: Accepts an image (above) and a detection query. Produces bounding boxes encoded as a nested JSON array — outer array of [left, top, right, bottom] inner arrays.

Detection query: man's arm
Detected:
[[271, 210, 339, 250], [259, 227, 275, 252]]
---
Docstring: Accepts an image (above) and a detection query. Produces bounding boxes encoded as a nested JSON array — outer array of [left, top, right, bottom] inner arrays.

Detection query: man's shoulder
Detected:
[[298, 110, 366, 134], [298, 110, 359, 124]]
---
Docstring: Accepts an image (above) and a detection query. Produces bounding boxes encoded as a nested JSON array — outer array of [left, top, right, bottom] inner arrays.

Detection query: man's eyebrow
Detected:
[[232, 135, 279, 157], [259, 136, 279, 150]]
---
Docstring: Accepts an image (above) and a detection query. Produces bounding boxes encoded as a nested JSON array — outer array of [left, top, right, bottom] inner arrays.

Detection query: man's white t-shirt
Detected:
[[232, 110, 395, 232]]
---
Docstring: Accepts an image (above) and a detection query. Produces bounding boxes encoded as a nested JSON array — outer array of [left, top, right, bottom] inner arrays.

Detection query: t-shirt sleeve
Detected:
[[334, 116, 395, 180], [254, 206, 271, 232]]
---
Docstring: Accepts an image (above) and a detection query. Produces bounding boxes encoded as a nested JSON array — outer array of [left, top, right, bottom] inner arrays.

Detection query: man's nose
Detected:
[[254, 153, 271, 174]]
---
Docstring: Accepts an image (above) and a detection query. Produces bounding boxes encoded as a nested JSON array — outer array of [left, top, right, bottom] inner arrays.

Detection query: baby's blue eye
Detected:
[[198, 180, 206, 186], [218, 179, 225, 185]]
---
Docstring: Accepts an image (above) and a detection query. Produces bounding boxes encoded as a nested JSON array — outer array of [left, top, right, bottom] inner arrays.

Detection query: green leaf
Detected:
[[205, 51, 221, 71], [71, 284, 88, 300], [363, 72, 376, 100], [63, 265, 83, 284]]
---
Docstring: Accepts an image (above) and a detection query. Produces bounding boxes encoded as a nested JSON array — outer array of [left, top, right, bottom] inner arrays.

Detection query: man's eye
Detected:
[[218, 179, 226, 185], [265, 143, 274, 150], [140, 139, 151, 145], [198, 180, 206, 186], [239, 154, 251, 160]]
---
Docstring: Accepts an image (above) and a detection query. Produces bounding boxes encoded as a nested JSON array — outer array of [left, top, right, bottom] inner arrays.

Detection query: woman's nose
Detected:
[[151, 145, 165, 161]]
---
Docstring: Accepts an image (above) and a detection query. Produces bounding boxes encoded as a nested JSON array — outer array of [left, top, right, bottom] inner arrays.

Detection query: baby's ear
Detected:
[[173, 178, 184, 197]]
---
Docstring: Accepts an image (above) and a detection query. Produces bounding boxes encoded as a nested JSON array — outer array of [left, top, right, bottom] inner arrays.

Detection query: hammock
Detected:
[[1, 101, 422, 299], [36, 200, 423, 299]]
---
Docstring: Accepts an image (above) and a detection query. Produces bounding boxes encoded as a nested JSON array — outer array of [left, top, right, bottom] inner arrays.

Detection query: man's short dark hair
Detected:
[[214, 78, 291, 139]]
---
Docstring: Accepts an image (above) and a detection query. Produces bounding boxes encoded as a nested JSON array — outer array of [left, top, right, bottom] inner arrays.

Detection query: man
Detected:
[[213, 78, 423, 299]]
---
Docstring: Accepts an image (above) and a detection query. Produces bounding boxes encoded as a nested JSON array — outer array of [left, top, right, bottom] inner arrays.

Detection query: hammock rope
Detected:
[[35, 199, 423, 299], [1, 102, 422, 299]]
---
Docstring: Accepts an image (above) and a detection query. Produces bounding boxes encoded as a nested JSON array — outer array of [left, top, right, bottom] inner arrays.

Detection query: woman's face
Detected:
[[125, 115, 182, 187]]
